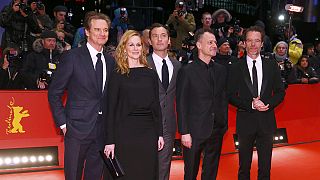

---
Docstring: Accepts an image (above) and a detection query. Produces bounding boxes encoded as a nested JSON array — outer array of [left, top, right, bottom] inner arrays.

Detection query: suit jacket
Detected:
[[48, 45, 115, 141], [227, 56, 285, 135], [176, 58, 228, 139], [147, 55, 181, 134]]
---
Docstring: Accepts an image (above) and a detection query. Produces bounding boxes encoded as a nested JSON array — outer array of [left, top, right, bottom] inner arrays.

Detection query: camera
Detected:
[[39, 69, 53, 83], [18, 2, 31, 14], [119, 8, 127, 21], [36, 1, 45, 10], [6, 49, 23, 68], [233, 19, 241, 33], [278, 57, 292, 88], [166, 23, 177, 38], [182, 32, 195, 47], [177, 1, 186, 17]]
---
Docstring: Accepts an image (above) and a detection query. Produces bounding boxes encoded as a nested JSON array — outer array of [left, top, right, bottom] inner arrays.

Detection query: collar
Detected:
[[86, 42, 103, 56], [246, 55, 262, 64]]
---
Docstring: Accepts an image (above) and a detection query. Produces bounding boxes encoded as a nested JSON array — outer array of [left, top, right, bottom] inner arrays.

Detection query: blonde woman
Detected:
[[104, 30, 164, 179]]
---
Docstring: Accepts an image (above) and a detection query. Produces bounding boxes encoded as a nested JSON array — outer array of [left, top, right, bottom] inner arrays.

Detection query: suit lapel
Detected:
[[241, 59, 255, 96], [167, 58, 178, 91], [81, 46, 99, 92], [147, 55, 166, 91], [260, 58, 269, 97], [102, 52, 111, 95]]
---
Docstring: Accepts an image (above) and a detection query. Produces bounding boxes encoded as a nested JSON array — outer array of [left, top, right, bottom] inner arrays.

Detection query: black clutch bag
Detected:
[[99, 151, 125, 179]]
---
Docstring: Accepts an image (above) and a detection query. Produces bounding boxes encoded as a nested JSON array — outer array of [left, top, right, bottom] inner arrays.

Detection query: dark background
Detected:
[[1, 0, 320, 45]]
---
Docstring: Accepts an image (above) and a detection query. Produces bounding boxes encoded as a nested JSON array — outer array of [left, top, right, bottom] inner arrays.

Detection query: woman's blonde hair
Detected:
[[115, 30, 148, 75]]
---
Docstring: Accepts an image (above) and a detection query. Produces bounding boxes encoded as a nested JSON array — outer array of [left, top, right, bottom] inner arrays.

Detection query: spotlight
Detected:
[[273, 128, 288, 144], [0, 146, 59, 170], [45, 155, 53, 162], [21, 156, 28, 163], [233, 128, 288, 150], [5, 158, 12, 165], [38, 156, 45, 162], [278, 14, 285, 21], [30, 156, 37, 163], [13, 157, 20, 164]]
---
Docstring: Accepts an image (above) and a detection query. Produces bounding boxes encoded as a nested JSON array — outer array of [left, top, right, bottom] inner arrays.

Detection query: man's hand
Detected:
[[2, 55, 9, 70], [158, 136, 164, 151], [301, 78, 308, 84], [252, 97, 269, 112], [12, 3, 20, 12], [104, 144, 115, 159], [19, 9, 28, 17], [181, 134, 192, 149], [61, 127, 67, 136], [37, 79, 47, 89]]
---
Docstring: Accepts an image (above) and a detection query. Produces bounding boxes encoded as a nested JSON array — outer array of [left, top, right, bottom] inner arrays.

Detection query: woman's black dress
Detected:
[[105, 67, 163, 180]]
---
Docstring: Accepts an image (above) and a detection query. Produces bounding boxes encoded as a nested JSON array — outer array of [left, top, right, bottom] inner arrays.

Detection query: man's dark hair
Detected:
[[149, 23, 170, 38], [194, 28, 215, 43], [244, 26, 265, 42]]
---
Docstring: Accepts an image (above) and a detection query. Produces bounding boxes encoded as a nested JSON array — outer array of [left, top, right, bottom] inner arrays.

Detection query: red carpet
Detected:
[[1, 141, 320, 180]]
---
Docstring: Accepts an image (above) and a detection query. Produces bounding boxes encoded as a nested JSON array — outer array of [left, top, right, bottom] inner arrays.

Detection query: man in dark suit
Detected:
[[147, 23, 181, 180], [227, 26, 285, 180], [48, 12, 115, 180], [176, 28, 228, 180]]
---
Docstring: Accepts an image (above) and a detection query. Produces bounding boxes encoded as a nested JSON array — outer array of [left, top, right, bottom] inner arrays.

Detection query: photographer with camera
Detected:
[[166, 0, 196, 50], [110, 7, 133, 45], [272, 41, 296, 86], [0, 46, 25, 89], [0, 0, 42, 52], [29, 0, 53, 31], [22, 30, 62, 89], [55, 29, 71, 52], [52, 5, 75, 45], [212, 9, 232, 40]]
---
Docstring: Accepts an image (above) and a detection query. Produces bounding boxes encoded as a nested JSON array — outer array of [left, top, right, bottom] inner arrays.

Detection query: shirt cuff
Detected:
[[252, 102, 256, 110], [60, 124, 66, 129]]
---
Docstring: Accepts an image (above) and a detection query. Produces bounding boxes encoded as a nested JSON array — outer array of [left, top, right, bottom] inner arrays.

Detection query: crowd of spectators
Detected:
[[1, 0, 320, 90]]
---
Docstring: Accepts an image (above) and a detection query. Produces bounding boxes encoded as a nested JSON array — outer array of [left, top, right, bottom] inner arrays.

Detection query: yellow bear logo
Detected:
[[5, 97, 30, 134], [9, 106, 30, 133]]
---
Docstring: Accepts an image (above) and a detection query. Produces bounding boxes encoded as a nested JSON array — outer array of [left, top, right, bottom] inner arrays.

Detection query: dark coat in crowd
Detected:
[[292, 65, 319, 84], [22, 39, 62, 89], [0, 56, 24, 89], [0, 1, 41, 50]]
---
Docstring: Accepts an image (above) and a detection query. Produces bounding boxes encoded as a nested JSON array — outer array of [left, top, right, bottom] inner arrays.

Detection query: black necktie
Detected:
[[162, 59, 169, 90], [252, 60, 258, 97], [96, 53, 103, 95]]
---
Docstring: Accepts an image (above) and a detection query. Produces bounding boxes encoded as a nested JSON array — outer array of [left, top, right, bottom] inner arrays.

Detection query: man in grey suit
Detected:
[[147, 23, 181, 180]]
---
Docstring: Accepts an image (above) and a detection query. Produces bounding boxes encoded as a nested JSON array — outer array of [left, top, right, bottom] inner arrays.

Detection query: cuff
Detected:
[[60, 124, 66, 129]]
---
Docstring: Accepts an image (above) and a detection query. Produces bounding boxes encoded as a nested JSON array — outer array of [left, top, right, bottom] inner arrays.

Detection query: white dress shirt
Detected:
[[246, 55, 263, 96], [87, 42, 107, 92], [152, 53, 174, 83]]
